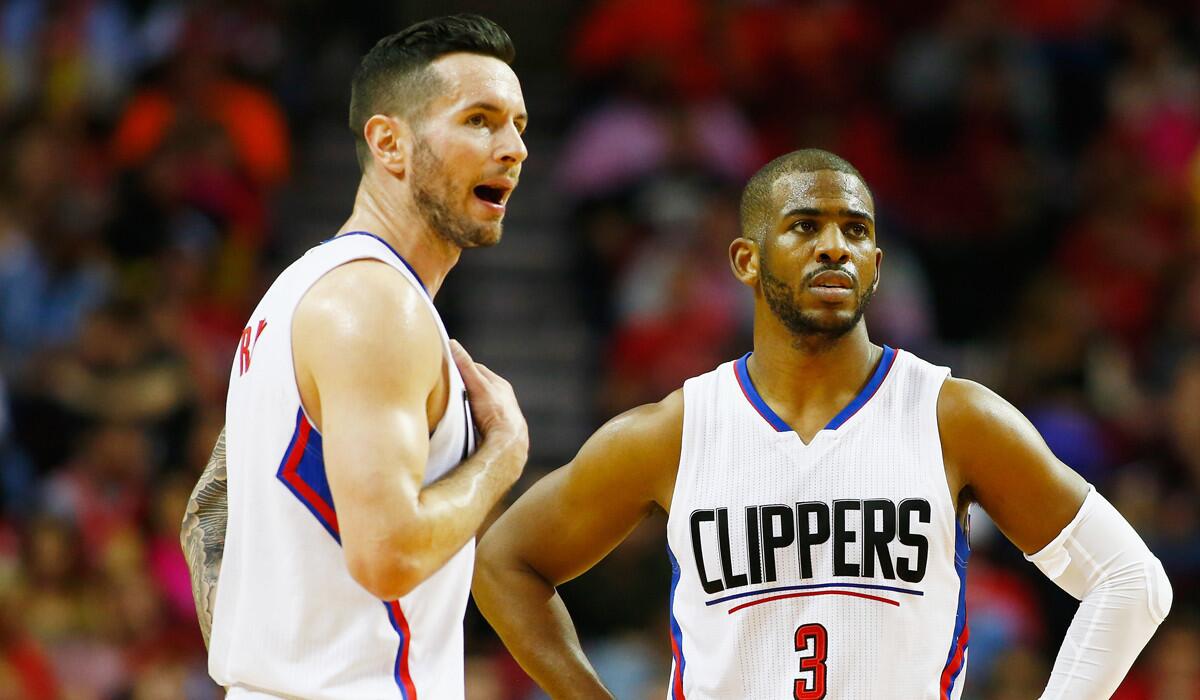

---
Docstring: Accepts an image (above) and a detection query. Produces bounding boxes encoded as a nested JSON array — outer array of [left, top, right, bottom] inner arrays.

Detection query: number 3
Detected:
[[794, 623, 828, 700]]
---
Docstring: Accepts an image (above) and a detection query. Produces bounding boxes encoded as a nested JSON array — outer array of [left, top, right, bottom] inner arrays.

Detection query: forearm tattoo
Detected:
[[181, 427, 228, 649]]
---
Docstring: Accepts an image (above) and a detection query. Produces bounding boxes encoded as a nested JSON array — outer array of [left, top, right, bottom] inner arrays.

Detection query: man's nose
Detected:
[[814, 223, 851, 265], [496, 123, 528, 166]]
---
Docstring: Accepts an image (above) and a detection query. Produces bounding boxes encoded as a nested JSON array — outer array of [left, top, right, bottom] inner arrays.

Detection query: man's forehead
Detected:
[[428, 52, 525, 112], [771, 169, 873, 214]]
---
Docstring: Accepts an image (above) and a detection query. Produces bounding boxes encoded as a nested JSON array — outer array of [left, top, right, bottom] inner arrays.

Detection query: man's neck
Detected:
[[747, 305, 881, 427], [336, 177, 461, 297]]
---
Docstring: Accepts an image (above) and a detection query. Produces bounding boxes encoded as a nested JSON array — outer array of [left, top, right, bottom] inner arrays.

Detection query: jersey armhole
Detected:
[[668, 377, 703, 516], [926, 368, 961, 526]]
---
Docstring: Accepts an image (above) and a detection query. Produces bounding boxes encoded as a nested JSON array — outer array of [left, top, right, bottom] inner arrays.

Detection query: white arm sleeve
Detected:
[[1025, 486, 1173, 699]]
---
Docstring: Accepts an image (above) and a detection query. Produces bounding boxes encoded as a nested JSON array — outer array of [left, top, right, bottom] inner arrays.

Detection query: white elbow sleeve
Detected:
[[1025, 486, 1173, 699], [1025, 486, 1172, 620]]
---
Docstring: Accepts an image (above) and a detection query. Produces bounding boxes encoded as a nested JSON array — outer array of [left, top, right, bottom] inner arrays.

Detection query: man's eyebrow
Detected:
[[782, 207, 874, 222], [841, 208, 874, 222], [462, 101, 528, 122]]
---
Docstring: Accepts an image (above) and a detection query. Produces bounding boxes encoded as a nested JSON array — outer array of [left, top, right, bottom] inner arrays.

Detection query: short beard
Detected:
[[410, 138, 501, 249], [760, 262, 875, 350]]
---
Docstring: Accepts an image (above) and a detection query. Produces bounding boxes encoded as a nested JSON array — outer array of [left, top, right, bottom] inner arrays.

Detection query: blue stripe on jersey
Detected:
[[734, 353, 791, 432], [275, 408, 340, 544], [666, 544, 687, 694], [384, 601, 416, 699], [734, 346, 898, 433], [321, 231, 429, 298], [825, 345, 897, 430], [704, 580, 924, 606], [940, 519, 971, 697]]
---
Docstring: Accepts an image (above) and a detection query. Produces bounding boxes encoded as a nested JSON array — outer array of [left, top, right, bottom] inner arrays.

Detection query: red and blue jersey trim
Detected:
[[275, 408, 340, 543], [278, 230, 427, 543], [939, 520, 971, 698], [666, 545, 688, 699], [733, 346, 898, 433], [275, 409, 419, 697], [733, 353, 791, 432], [825, 345, 897, 429], [385, 601, 418, 700], [705, 581, 923, 613]]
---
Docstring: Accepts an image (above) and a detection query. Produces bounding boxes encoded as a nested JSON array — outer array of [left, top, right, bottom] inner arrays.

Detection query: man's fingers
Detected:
[[452, 340, 506, 406], [450, 340, 480, 381], [475, 363, 502, 381], [451, 339, 505, 385], [450, 338, 470, 363]]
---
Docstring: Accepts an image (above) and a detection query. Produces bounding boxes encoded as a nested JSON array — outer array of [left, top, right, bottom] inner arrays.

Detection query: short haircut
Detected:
[[348, 14, 515, 171], [738, 149, 870, 243]]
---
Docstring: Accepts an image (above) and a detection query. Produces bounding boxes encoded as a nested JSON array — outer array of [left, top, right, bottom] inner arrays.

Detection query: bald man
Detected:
[[474, 149, 1171, 699]]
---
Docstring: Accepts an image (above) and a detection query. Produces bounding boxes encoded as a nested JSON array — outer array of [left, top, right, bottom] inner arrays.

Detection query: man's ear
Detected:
[[730, 237, 760, 288], [872, 246, 883, 293], [363, 114, 412, 176]]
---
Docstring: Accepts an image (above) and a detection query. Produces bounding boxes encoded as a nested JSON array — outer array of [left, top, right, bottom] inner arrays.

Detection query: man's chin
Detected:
[[457, 224, 503, 249], [482, 222, 503, 246], [799, 320, 858, 339], [779, 308, 861, 340]]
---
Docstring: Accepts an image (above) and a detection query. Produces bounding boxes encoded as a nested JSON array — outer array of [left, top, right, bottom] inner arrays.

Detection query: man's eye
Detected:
[[467, 114, 487, 127], [795, 220, 816, 232], [849, 224, 868, 236]]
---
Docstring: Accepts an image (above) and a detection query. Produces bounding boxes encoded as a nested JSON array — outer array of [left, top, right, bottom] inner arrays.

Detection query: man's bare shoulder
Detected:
[[576, 389, 684, 509], [936, 376, 1025, 448], [602, 388, 684, 446], [298, 258, 437, 335], [936, 375, 1088, 540], [292, 260, 443, 413]]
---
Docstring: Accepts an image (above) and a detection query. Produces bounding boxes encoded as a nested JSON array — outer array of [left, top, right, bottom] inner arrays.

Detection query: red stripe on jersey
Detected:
[[389, 601, 418, 700], [669, 632, 686, 699], [278, 417, 340, 534], [727, 589, 900, 614], [940, 618, 970, 698]]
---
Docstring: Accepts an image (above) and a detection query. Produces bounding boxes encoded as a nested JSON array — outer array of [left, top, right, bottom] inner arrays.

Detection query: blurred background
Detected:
[[0, 0, 1197, 698]]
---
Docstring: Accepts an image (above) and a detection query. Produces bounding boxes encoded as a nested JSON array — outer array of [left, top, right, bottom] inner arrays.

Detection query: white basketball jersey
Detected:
[[210, 231, 477, 700], [665, 347, 968, 700]]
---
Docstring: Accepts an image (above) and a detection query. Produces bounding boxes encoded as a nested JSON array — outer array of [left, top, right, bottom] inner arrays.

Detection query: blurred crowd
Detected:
[[0, 0, 295, 697], [0, 0, 1198, 699]]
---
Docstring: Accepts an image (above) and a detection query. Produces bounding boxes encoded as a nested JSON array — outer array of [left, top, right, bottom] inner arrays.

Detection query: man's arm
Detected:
[[474, 390, 683, 700], [293, 261, 527, 600], [180, 427, 227, 649], [939, 377, 1171, 699]]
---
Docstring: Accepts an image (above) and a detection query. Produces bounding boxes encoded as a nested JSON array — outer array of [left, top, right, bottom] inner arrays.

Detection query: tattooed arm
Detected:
[[180, 427, 228, 649]]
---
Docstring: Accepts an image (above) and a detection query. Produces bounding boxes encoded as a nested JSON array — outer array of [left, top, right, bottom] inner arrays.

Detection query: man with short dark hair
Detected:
[[475, 149, 1171, 699], [181, 14, 530, 699]]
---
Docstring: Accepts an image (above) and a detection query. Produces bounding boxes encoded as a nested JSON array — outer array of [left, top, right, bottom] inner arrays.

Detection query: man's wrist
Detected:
[[477, 429, 527, 480], [482, 427, 528, 458]]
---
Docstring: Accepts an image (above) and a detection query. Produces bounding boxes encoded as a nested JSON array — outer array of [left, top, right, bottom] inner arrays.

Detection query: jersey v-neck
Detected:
[[733, 346, 899, 441]]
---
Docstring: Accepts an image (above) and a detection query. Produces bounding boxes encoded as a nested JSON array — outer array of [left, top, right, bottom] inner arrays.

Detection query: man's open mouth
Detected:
[[474, 185, 507, 205], [470, 178, 513, 206]]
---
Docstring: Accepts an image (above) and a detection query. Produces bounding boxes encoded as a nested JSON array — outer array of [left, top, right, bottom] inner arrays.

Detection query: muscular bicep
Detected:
[[939, 378, 1089, 554], [495, 463, 653, 585], [292, 262, 442, 555], [480, 392, 682, 586]]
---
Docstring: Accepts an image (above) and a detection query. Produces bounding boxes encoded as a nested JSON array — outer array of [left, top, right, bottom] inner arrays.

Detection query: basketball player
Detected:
[[179, 15, 529, 699], [474, 150, 1172, 699]]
